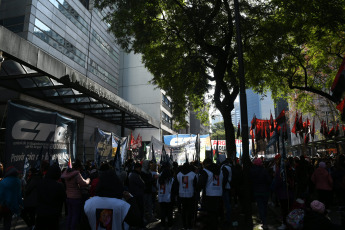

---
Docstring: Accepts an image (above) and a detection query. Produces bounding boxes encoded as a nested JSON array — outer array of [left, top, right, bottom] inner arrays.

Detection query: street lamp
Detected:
[[234, 0, 253, 228]]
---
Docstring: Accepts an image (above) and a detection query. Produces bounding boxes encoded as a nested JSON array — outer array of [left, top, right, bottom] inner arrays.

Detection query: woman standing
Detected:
[[61, 160, 90, 230]]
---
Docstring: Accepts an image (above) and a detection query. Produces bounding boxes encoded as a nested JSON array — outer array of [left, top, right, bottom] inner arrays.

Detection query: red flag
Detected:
[[275, 109, 286, 125], [270, 113, 274, 132], [329, 126, 335, 137], [136, 134, 142, 148], [304, 134, 309, 144], [130, 132, 136, 149], [291, 111, 298, 135], [251, 115, 257, 130], [331, 56, 345, 102]]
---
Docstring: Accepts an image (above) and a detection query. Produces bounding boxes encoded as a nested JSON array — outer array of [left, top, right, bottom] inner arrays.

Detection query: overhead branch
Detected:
[[288, 77, 336, 103]]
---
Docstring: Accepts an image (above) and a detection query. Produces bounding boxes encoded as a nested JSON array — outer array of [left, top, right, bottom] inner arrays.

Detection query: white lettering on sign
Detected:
[[12, 120, 68, 142]]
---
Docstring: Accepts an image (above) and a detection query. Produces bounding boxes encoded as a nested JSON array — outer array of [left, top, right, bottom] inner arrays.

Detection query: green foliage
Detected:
[[210, 121, 226, 140], [245, 0, 345, 116], [94, 0, 345, 147]]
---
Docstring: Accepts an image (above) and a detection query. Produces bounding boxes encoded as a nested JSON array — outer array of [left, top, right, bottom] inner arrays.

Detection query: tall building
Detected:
[[119, 52, 176, 141], [231, 89, 275, 127], [0, 0, 160, 160]]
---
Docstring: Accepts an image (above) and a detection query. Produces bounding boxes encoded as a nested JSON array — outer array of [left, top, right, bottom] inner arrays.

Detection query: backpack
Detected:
[[286, 208, 304, 229]]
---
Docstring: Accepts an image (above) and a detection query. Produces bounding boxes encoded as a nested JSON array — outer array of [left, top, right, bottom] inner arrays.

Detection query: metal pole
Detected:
[[234, 0, 253, 228]]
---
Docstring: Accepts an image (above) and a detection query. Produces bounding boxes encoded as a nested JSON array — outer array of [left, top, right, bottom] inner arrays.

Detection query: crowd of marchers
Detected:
[[0, 153, 345, 230]]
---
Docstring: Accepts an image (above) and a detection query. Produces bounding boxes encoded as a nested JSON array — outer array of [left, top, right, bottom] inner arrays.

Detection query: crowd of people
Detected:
[[0, 152, 344, 230]]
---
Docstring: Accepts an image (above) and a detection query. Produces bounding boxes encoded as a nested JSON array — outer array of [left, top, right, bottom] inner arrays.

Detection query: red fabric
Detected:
[[270, 113, 274, 131], [336, 97, 345, 112], [331, 55, 345, 91], [275, 109, 286, 125], [291, 112, 298, 134]]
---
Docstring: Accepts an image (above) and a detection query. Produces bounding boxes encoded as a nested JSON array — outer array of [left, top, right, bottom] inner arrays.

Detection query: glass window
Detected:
[[49, 0, 89, 35], [33, 19, 86, 67]]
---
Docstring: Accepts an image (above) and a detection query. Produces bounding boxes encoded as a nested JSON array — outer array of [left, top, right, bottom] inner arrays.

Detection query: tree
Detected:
[[244, 0, 345, 119], [94, 0, 273, 160], [210, 121, 226, 140]]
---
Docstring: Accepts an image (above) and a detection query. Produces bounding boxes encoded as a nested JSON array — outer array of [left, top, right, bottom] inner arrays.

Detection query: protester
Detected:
[[274, 154, 295, 230], [311, 161, 333, 208], [177, 162, 198, 230], [150, 161, 159, 219], [220, 157, 232, 226], [198, 158, 223, 230], [128, 162, 145, 227], [35, 163, 66, 230], [303, 200, 335, 229], [141, 159, 154, 223], [61, 159, 91, 230], [251, 158, 271, 230], [0, 166, 23, 230], [157, 164, 177, 229], [21, 167, 41, 229], [83, 169, 143, 229]]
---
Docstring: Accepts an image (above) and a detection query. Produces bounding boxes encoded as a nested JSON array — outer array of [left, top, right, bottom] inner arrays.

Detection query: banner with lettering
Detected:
[[210, 139, 253, 158], [163, 134, 210, 165], [5, 101, 76, 170]]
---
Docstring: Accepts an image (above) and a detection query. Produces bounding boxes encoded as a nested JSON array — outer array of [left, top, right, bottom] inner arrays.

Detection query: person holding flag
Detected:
[[61, 159, 90, 230]]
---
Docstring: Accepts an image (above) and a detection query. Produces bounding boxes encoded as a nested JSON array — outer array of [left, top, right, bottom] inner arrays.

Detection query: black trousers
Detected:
[[159, 202, 173, 227], [180, 197, 195, 229]]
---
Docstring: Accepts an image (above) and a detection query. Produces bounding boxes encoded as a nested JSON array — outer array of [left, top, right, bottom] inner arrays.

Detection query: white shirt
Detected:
[[177, 171, 197, 198], [84, 196, 130, 230]]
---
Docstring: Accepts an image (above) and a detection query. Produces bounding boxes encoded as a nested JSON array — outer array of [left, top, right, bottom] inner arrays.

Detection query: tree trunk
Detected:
[[222, 110, 236, 159]]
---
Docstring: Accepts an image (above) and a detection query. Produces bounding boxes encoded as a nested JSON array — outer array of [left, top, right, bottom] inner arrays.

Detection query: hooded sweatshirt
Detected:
[[0, 167, 23, 214], [61, 169, 90, 199], [311, 167, 333, 191]]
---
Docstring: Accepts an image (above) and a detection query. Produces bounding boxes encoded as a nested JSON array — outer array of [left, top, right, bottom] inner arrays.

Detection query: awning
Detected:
[[0, 26, 160, 130]]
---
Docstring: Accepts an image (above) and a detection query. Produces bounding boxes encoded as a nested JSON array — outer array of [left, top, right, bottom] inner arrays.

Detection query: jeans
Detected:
[[66, 198, 83, 230]]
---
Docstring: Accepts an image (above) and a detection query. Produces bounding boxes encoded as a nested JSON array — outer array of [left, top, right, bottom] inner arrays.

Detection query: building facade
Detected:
[[0, 0, 160, 161]]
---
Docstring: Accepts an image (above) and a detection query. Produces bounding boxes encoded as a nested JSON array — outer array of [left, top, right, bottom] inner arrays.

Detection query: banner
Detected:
[[94, 128, 112, 166], [211, 139, 252, 158], [5, 101, 76, 170], [163, 134, 210, 165], [94, 128, 128, 166]]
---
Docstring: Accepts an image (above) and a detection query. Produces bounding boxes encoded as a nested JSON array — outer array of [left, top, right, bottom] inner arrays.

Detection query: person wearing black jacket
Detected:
[[141, 160, 154, 223], [35, 163, 66, 230], [21, 168, 42, 229]]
